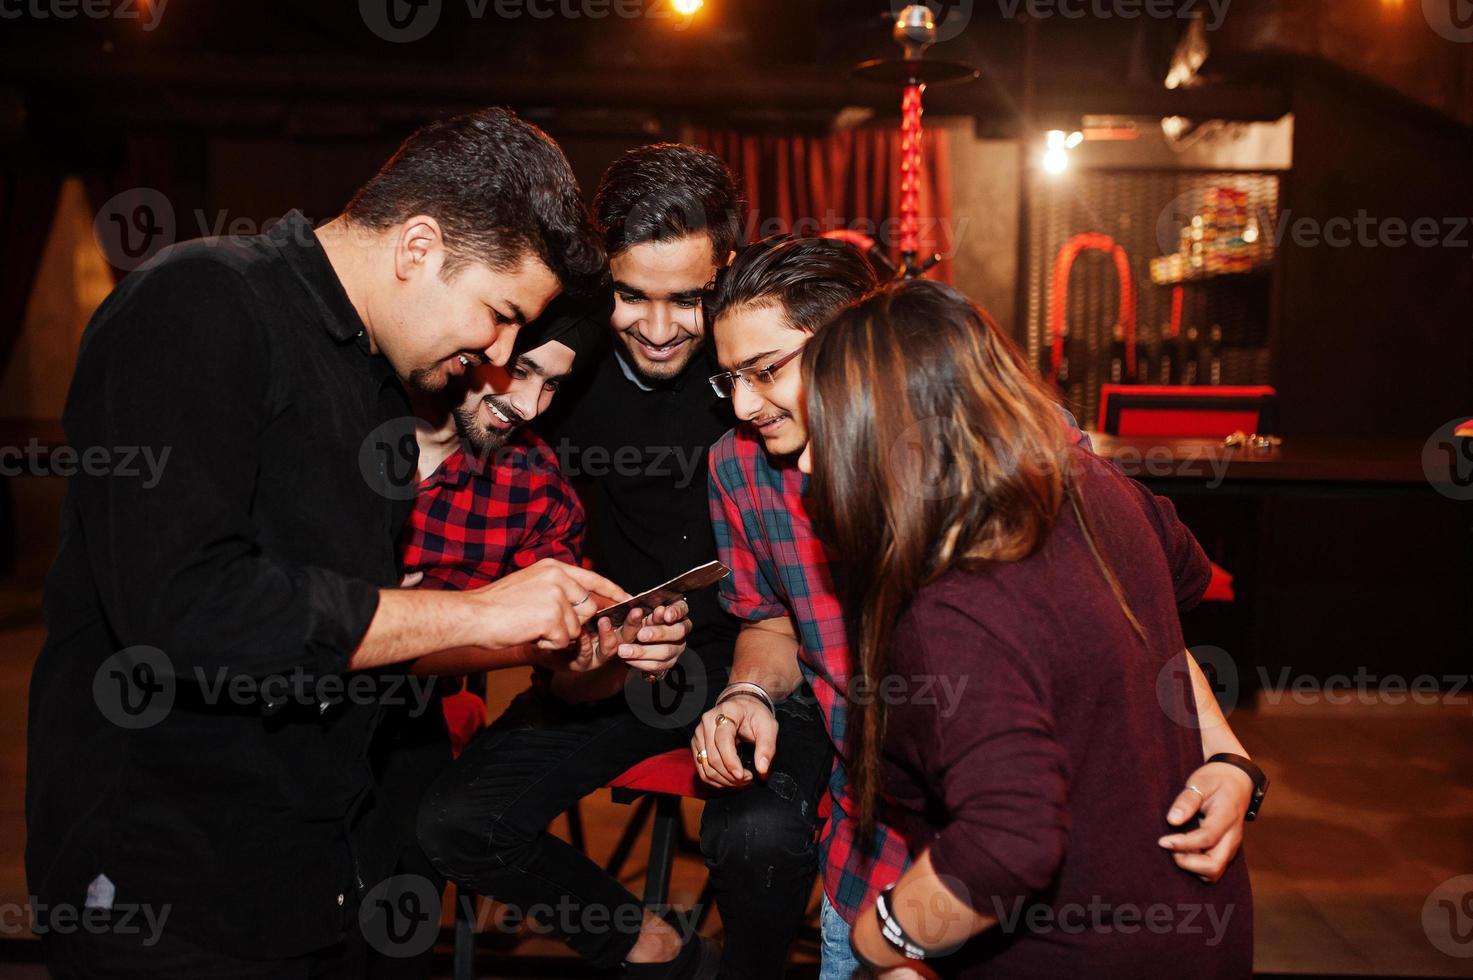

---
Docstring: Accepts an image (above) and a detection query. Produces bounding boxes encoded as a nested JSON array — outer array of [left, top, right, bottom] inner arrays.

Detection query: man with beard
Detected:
[[418, 144, 833, 980], [400, 294, 690, 684], [28, 108, 634, 978]]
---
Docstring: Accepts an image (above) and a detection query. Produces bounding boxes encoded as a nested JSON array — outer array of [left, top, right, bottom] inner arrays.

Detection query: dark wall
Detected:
[[1275, 68, 1473, 441], [1242, 66, 1473, 685]]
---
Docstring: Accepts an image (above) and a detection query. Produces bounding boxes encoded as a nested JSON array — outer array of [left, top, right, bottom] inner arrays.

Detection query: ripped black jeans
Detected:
[[417, 672, 833, 978]]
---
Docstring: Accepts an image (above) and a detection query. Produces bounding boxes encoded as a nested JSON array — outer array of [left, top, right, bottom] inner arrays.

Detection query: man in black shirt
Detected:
[[26, 109, 693, 978], [418, 145, 834, 980]]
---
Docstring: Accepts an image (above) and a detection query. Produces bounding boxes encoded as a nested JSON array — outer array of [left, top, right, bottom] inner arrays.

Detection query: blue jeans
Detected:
[[820, 893, 864, 980]]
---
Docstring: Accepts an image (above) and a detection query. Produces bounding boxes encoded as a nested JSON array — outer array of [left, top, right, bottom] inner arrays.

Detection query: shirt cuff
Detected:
[[298, 565, 382, 676]]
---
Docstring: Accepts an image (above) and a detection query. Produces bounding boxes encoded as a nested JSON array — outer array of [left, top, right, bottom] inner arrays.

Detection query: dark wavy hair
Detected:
[[707, 235, 879, 331], [803, 279, 1145, 834], [344, 107, 603, 294], [592, 143, 745, 264]]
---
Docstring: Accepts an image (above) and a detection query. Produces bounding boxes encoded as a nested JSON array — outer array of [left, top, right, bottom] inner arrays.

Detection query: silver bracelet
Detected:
[[716, 681, 775, 717]]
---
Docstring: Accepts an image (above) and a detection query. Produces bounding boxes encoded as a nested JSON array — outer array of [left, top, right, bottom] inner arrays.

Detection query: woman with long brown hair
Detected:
[[799, 279, 1256, 978]]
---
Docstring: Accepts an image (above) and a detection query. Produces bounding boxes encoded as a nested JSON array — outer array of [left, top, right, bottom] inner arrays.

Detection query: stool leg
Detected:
[[643, 794, 680, 910], [453, 889, 476, 980], [566, 800, 587, 855], [605, 794, 656, 879]]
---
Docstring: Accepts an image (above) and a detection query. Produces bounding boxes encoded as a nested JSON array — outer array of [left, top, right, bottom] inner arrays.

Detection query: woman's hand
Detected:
[[691, 693, 777, 788], [1157, 760, 1255, 881], [615, 599, 693, 677]]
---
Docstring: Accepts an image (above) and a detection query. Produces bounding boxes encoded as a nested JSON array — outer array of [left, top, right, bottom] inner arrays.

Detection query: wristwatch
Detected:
[[1207, 753, 1269, 821]]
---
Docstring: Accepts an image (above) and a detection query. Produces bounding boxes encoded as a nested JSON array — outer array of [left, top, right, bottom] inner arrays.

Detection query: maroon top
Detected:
[[882, 447, 1252, 979]]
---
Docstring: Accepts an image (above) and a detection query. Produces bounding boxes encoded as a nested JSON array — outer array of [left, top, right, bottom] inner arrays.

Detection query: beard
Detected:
[[408, 362, 450, 394], [452, 394, 522, 460], [616, 329, 702, 383]]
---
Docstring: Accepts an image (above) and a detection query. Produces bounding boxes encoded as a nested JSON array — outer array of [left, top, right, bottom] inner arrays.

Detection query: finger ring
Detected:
[[573, 591, 592, 607], [1185, 784, 1205, 799], [644, 669, 667, 683], [714, 714, 732, 728], [696, 749, 708, 764]]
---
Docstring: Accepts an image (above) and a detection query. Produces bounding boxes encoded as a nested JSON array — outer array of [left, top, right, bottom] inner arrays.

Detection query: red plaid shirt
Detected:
[[708, 426, 911, 924], [399, 431, 585, 590]]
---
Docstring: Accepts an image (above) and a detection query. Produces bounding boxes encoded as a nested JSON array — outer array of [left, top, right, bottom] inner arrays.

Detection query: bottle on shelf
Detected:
[[1182, 327, 1201, 386], [1157, 324, 1179, 385], [1207, 324, 1224, 386]]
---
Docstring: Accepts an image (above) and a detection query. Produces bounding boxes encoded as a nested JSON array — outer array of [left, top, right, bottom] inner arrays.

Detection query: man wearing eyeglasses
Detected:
[[416, 145, 834, 980]]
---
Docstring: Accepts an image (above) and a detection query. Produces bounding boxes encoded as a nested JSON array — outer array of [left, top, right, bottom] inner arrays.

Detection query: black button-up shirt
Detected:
[[27, 212, 417, 958], [538, 330, 740, 671]]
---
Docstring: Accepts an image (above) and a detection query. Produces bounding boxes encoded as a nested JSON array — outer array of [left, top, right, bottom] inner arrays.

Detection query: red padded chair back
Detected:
[[1099, 385, 1277, 439]]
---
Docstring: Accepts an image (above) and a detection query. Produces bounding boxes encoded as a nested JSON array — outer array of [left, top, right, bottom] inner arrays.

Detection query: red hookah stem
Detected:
[[900, 82, 924, 259]]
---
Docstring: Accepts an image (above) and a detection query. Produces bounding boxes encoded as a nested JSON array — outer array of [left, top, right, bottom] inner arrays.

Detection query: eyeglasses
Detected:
[[708, 347, 804, 399]]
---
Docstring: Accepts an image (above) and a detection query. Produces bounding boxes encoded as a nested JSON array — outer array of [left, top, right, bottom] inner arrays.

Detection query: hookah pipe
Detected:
[[853, 5, 978, 280], [1045, 233, 1138, 387]]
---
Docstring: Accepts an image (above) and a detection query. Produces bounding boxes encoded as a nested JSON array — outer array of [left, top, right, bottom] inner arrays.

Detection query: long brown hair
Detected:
[[803, 279, 1143, 834]]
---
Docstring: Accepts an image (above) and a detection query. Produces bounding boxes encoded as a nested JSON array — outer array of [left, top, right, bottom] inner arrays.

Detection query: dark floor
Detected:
[[2, 583, 1471, 977]]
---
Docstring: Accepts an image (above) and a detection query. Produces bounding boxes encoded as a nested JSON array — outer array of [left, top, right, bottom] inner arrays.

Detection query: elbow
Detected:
[[933, 809, 1069, 913]]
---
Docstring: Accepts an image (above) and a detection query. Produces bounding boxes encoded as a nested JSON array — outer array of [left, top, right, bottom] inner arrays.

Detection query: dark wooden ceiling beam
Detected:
[[3, 49, 1291, 133]]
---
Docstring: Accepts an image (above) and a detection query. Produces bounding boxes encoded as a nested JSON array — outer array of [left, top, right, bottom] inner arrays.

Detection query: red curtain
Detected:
[[691, 125, 954, 283]]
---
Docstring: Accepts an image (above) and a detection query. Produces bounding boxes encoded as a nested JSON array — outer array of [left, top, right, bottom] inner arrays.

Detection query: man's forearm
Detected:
[[349, 589, 485, 671], [729, 620, 803, 700]]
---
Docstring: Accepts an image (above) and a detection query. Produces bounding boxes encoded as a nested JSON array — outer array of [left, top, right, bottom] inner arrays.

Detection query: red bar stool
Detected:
[[450, 743, 719, 980]]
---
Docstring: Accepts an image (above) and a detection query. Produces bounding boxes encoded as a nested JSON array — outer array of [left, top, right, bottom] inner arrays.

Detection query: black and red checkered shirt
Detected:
[[399, 430, 586, 590]]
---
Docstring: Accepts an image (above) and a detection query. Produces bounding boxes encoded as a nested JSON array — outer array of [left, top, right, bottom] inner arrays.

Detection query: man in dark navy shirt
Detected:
[[418, 145, 834, 980], [26, 108, 660, 978]]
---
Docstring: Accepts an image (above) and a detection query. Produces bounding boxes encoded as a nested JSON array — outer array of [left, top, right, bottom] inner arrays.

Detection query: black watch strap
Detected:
[[1207, 752, 1268, 821]]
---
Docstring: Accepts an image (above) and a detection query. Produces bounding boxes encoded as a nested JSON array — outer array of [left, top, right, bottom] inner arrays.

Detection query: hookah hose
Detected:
[[1046, 233, 1137, 383]]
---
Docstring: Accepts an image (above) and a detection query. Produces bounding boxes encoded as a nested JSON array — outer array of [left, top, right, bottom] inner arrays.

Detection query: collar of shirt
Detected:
[[271, 210, 381, 357], [419, 445, 478, 492], [612, 340, 712, 394], [614, 347, 655, 392]]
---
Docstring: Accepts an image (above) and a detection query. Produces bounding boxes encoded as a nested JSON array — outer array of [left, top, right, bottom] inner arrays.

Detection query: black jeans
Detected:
[[417, 670, 833, 977]]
